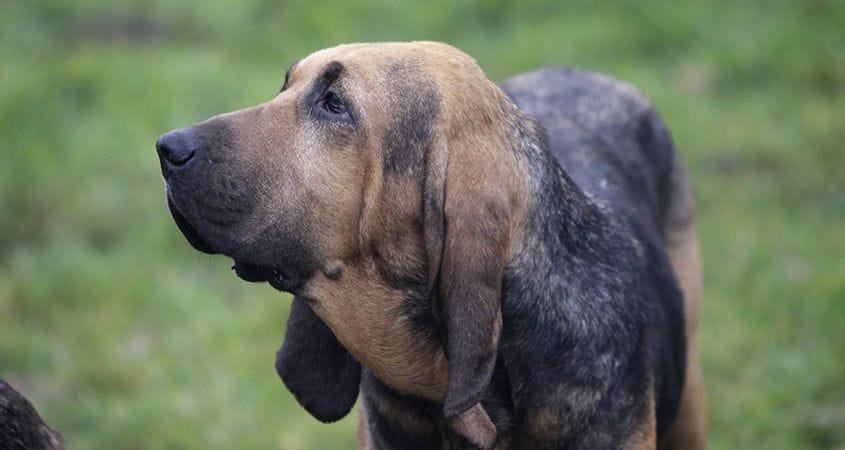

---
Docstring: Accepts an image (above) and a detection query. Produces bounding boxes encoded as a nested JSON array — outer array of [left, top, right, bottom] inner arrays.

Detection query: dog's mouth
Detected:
[[167, 196, 307, 294], [167, 196, 218, 255], [231, 261, 306, 293]]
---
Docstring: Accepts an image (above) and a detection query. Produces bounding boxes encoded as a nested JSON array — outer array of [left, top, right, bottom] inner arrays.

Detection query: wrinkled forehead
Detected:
[[288, 42, 486, 95]]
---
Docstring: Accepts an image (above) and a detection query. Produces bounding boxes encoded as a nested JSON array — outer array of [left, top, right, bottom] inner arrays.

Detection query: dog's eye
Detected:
[[320, 91, 349, 117]]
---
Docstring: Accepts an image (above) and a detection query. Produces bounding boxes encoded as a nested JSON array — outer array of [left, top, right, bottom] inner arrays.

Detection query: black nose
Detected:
[[156, 128, 199, 171]]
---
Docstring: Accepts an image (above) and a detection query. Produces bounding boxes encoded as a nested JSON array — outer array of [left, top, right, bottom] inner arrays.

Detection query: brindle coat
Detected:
[[156, 42, 705, 449]]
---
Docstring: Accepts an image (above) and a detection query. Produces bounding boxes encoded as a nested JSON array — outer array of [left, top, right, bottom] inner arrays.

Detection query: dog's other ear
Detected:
[[276, 297, 361, 422], [424, 126, 512, 448]]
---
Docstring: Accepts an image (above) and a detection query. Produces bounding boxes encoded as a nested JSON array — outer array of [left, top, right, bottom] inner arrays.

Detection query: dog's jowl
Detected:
[[157, 42, 705, 449]]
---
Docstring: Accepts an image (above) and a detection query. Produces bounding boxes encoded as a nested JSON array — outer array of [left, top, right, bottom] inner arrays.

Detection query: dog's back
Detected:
[[503, 69, 706, 449], [503, 69, 675, 235]]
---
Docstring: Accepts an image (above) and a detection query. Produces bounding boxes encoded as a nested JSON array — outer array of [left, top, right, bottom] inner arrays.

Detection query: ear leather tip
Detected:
[[447, 403, 497, 449], [275, 347, 358, 423], [443, 375, 489, 419], [443, 399, 468, 420], [275, 298, 362, 424]]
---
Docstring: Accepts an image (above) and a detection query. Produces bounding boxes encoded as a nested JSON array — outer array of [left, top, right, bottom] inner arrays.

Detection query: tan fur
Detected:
[[365, 388, 440, 437], [448, 404, 498, 449], [625, 383, 657, 450], [305, 263, 450, 400], [525, 406, 563, 442], [661, 162, 707, 450]]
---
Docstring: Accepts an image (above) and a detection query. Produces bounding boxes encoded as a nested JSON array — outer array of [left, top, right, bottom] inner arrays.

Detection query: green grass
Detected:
[[1, 0, 843, 448]]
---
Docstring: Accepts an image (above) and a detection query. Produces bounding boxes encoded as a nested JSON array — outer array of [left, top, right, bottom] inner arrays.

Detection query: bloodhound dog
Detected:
[[156, 42, 705, 449]]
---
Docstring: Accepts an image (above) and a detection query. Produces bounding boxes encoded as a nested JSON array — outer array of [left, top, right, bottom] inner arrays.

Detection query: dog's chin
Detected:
[[167, 196, 218, 255], [231, 260, 307, 294], [166, 196, 307, 294]]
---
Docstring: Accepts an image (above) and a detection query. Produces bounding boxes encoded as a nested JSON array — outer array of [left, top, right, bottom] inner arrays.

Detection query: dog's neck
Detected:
[[507, 108, 609, 251], [501, 108, 626, 320], [300, 257, 449, 402], [300, 105, 610, 399]]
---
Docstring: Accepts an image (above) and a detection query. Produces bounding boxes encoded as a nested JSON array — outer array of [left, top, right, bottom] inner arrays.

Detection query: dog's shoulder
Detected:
[[498, 68, 687, 446], [502, 68, 677, 234]]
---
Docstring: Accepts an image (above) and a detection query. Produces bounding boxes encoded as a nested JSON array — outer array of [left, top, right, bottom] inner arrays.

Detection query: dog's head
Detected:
[[157, 42, 528, 448]]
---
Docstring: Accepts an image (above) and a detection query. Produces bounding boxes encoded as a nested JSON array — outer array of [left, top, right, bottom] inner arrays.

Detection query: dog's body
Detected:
[[157, 42, 704, 449]]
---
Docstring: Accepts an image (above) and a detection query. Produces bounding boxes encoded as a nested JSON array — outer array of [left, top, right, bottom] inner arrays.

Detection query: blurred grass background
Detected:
[[1, 0, 843, 448]]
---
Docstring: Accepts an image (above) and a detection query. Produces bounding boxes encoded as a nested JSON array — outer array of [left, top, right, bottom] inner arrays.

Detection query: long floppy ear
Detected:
[[276, 296, 361, 422], [424, 125, 513, 447]]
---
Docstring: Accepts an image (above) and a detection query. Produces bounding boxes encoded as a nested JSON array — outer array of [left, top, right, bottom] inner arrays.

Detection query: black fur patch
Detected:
[[499, 68, 685, 446], [382, 62, 440, 176], [361, 371, 444, 449], [276, 297, 361, 422], [372, 249, 443, 347], [360, 360, 515, 448], [279, 60, 300, 92], [314, 61, 344, 92]]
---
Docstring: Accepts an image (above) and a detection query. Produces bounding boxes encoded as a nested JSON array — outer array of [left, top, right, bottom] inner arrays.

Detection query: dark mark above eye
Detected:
[[318, 61, 344, 86], [382, 62, 440, 175], [306, 61, 355, 124], [280, 60, 300, 93]]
